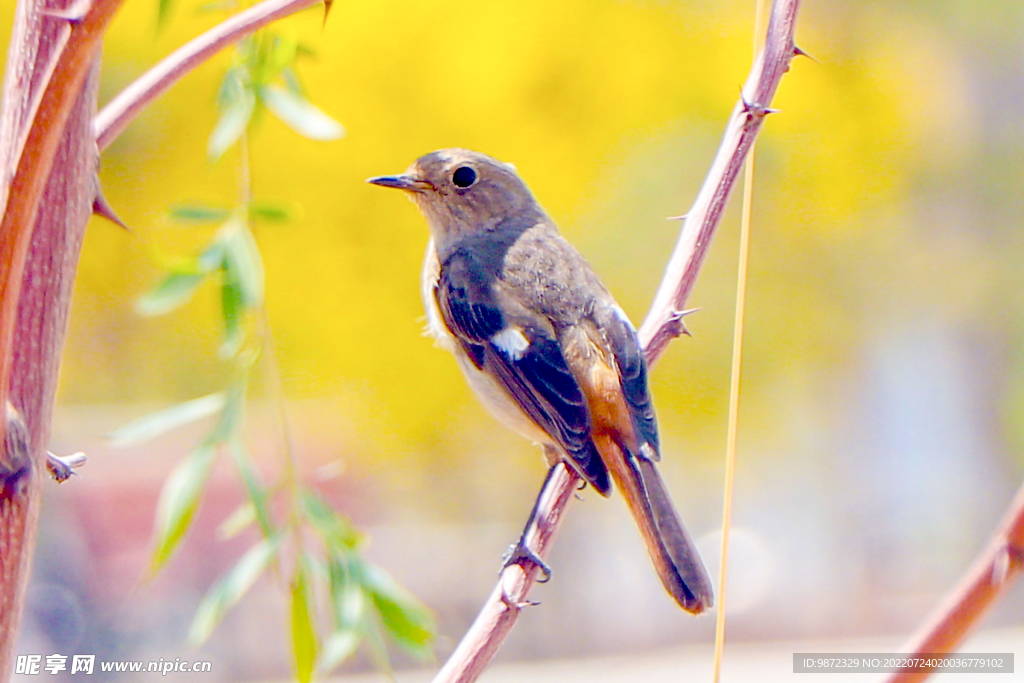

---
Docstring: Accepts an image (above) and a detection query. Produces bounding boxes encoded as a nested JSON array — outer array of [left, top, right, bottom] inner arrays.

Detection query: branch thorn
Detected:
[[498, 583, 540, 611], [740, 92, 780, 119], [792, 45, 819, 64], [667, 307, 700, 338], [46, 451, 86, 482], [993, 542, 1024, 586], [93, 182, 129, 230], [666, 214, 688, 221]]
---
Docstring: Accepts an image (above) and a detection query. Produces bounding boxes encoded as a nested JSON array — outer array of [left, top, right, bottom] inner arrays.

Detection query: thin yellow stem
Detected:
[[712, 1, 764, 680]]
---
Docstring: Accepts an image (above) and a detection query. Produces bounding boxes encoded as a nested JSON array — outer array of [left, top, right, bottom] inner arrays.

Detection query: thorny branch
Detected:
[[0, 0, 123, 673], [0, 0, 124, 448], [431, 1, 803, 681]]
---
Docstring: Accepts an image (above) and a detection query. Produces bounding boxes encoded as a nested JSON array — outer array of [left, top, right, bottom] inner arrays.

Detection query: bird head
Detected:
[[368, 148, 546, 253]]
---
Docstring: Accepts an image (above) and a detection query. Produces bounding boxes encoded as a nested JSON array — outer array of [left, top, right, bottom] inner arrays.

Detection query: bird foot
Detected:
[[501, 538, 552, 584]]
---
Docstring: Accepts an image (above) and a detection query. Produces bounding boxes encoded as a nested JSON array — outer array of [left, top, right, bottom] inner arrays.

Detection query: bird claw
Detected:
[[502, 538, 552, 583]]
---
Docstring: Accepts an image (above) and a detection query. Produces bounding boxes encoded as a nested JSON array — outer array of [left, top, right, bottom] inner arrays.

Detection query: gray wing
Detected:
[[436, 248, 611, 494]]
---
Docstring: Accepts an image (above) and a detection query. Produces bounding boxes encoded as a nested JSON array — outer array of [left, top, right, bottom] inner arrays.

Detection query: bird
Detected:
[[368, 149, 713, 614]]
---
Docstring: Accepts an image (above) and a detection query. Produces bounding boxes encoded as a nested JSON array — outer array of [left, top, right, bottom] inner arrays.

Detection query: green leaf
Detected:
[[169, 205, 231, 224], [150, 443, 218, 573], [196, 238, 228, 273], [328, 551, 365, 629], [209, 67, 255, 160], [262, 34, 299, 81], [228, 438, 273, 537], [317, 629, 360, 673], [217, 501, 256, 539], [317, 550, 365, 672], [136, 271, 206, 316], [301, 489, 361, 549], [137, 236, 227, 317], [280, 66, 305, 96], [157, 0, 174, 30], [258, 84, 344, 141], [109, 393, 226, 446], [249, 201, 295, 223], [220, 271, 245, 358], [361, 607, 392, 675], [362, 562, 434, 657], [291, 564, 318, 683], [211, 379, 247, 442], [189, 536, 278, 644], [196, 0, 237, 13], [294, 43, 318, 59], [221, 221, 264, 308]]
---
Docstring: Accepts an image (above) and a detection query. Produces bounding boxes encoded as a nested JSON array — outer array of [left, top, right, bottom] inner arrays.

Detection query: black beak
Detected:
[[366, 174, 432, 193]]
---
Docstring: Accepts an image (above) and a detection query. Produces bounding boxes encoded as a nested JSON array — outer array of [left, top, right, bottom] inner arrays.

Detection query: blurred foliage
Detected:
[[100, 14, 432, 676]]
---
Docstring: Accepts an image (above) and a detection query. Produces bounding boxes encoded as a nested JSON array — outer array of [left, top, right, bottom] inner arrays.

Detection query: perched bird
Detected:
[[368, 149, 713, 614]]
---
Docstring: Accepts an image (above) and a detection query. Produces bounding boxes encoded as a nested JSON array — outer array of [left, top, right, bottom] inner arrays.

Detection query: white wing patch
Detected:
[[490, 327, 530, 361]]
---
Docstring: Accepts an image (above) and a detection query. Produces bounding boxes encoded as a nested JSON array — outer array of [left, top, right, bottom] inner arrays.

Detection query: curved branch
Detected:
[[0, 0, 113, 665], [432, 2, 803, 681], [94, 0, 320, 152], [883, 481, 1024, 683]]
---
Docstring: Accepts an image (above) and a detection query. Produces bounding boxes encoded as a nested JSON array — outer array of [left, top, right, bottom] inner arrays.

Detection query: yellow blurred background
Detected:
[[6, 0, 1024, 680]]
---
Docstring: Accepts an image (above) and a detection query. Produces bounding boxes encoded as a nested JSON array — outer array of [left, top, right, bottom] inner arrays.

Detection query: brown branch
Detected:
[[0, 51, 103, 683], [883, 481, 1024, 683], [431, 2, 802, 681], [0, 0, 123, 673], [94, 0, 321, 152], [0, 0, 124, 448]]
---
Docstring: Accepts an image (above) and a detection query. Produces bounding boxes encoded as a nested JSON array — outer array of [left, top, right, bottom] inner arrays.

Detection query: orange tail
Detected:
[[600, 437, 714, 614]]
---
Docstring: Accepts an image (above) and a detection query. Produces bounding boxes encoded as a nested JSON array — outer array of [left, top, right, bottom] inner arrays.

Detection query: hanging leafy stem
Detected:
[[112, 13, 434, 682]]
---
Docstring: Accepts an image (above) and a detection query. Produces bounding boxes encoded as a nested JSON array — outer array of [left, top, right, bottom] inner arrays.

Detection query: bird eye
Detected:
[[452, 166, 477, 188]]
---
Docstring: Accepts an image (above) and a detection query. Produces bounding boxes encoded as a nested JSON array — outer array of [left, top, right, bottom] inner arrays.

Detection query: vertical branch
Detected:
[[0, 53, 101, 681], [0, 0, 125, 445]]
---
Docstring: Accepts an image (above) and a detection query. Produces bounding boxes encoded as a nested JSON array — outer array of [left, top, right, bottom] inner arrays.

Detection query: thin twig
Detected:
[[883, 481, 1024, 683], [94, 0, 321, 152], [0, 35, 106, 683], [431, 2, 802, 681]]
